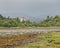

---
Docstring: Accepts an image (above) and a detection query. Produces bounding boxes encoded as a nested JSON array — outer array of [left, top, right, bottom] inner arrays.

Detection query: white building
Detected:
[[19, 17, 26, 22]]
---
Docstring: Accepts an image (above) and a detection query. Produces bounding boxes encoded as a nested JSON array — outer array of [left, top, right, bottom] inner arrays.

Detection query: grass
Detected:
[[15, 32, 60, 48], [0, 33, 39, 48], [0, 32, 60, 48]]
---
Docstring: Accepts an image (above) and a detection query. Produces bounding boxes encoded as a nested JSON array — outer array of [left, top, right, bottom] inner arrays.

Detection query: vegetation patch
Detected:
[[0, 33, 39, 48], [0, 14, 60, 27], [15, 32, 60, 48]]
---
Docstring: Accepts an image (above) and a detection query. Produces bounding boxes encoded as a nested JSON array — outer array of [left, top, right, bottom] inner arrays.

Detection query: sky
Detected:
[[0, 0, 60, 21]]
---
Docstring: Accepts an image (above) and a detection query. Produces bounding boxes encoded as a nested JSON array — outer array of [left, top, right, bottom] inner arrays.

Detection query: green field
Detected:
[[15, 32, 60, 48]]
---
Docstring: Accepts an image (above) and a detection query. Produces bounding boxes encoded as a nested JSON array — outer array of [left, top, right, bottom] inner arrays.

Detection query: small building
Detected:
[[19, 17, 26, 22]]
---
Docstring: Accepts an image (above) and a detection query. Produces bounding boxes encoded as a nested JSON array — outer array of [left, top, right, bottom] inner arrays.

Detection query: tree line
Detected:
[[0, 14, 60, 27]]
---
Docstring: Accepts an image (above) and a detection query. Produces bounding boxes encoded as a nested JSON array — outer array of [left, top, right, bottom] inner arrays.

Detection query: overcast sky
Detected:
[[0, 0, 59, 21]]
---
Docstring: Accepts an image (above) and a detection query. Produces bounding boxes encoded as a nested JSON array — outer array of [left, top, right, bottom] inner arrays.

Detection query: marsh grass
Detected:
[[15, 32, 60, 48]]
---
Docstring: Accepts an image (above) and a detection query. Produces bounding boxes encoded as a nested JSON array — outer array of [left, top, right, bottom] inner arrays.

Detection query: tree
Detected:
[[47, 16, 50, 20], [0, 14, 3, 19]]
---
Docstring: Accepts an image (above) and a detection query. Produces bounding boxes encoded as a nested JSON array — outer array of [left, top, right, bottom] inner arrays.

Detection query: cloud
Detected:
[[0, 0, 59, 20]]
